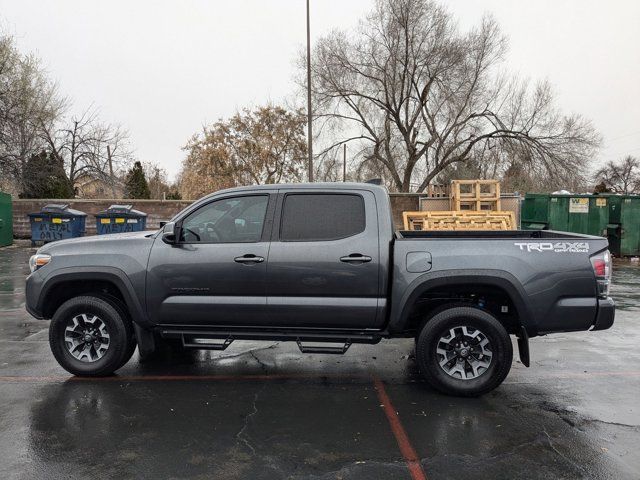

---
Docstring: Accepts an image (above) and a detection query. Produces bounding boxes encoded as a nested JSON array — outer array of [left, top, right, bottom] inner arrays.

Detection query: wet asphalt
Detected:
[[0, 243, 639, 479]]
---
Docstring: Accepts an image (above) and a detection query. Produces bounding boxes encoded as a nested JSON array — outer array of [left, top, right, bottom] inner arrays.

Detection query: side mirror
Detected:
[[161, 222, 177, 244]]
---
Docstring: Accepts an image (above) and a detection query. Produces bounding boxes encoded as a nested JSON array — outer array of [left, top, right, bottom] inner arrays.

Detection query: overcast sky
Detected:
[[1, 0, 639, 181]]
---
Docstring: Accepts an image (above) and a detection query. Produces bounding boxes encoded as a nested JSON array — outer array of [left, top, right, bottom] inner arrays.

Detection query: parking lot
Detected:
[[1, 243, 639, 479]]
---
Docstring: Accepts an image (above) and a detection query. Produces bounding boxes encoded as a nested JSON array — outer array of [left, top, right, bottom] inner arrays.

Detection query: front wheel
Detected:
[[49, 296, 133, 376], [416, 306, 513, 397]]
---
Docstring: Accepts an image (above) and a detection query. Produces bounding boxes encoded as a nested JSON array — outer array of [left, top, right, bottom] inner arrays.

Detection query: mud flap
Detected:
[[133, 323, 156, 358], [517, 326, 530, 367]]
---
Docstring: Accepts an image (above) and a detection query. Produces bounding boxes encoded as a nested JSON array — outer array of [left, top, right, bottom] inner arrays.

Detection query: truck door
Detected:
[[265, 189, 382, 328], [146, 192, 276, 326]]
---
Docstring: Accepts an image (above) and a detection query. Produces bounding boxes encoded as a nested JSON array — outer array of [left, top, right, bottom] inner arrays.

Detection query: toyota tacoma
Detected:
[[25, 183, 615, 396]]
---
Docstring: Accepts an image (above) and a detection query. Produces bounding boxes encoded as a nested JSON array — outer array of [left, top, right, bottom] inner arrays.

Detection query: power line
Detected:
[[606, 130, 640, 143]]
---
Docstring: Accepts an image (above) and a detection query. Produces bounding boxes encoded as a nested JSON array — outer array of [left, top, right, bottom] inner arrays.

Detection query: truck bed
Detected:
[[390, 228, 609, 336]]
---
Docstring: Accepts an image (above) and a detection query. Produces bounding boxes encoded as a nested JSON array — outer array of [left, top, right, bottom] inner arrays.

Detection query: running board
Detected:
[[296, 338, 351, 355], [159, 327, 381, 352]]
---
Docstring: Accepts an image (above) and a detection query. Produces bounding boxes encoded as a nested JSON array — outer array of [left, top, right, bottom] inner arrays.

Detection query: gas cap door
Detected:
[[406, 251, 432, 273]]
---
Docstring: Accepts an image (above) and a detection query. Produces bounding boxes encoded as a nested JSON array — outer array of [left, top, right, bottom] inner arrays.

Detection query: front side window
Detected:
[[280, 193, 365, 242], [180, 195, 268, 243]]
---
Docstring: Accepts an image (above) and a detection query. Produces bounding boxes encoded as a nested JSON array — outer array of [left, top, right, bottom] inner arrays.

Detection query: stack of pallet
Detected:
[[403, 179, 516, 231], [426, 183, 449, 198], [403, 210, 515, 231], [450, 180, 501, 211]]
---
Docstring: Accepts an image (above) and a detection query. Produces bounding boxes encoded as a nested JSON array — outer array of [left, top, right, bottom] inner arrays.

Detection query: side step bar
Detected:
[[160, 327, 381, 355], [296, 338, 352, 355], [182, 334, 234, 351]]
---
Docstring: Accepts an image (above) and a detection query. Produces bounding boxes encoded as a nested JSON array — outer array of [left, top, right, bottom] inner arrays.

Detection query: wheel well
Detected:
[[405, 284, 521, 335], [42, 280, 128, 319]]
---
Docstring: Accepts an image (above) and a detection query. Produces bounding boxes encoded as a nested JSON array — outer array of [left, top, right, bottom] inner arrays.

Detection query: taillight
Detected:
[[592, 259, 606, 277], [590, 250, 612, 299]]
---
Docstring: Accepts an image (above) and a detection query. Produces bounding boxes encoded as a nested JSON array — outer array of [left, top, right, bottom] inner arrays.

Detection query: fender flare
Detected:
[[37, 266, 151, 327], [388, 269, 535, 336]]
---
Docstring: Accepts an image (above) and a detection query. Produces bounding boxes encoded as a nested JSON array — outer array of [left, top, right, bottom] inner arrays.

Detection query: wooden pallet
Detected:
[[403, 210, 516, 231], [450, 180, 501, 211], [426, 183, 450, 198]]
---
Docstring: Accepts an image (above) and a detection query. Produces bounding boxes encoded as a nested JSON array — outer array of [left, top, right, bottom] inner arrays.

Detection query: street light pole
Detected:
[[343, 144, 347, 182], [306, 0, 313, 182]]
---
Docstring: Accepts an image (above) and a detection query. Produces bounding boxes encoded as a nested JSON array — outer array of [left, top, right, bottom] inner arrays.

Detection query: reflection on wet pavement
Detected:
[[611, 260, 640, 311]]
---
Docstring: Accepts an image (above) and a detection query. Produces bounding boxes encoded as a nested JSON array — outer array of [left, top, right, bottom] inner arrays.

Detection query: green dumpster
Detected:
[[607, 196, 640, 257], [522, 194, 575, 231], [521, 194, 573, 231], [0, 192, 13, 247], [521, 193, 613, 237], [521, 194, 552, 230], [550, 196, 570, 232]]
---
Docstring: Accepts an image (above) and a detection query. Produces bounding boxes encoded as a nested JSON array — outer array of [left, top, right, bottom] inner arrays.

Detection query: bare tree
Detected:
[[308, 0, 600, 192], [141, 161, 177, 199], [40, 107, 133, 191], [594, 156, 640, 194], [0, 32, 65, 193]]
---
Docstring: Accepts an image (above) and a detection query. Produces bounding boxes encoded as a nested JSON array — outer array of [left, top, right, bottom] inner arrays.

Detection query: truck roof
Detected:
[[200, 182, 388, 200]]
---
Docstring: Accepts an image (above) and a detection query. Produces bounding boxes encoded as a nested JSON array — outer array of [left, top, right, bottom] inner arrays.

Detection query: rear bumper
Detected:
[[592, 297, 615, 331]]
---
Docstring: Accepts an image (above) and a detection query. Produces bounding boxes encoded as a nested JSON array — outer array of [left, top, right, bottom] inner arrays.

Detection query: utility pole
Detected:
[[107, 145, 116, 198], [306, 0, 313, 182], [343, 144, 347, 182], [155, 166, 161, 199]]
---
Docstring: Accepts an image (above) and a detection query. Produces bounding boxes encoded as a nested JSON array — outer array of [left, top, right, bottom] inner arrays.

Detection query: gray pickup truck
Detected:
[[25, 183, 615, 396]]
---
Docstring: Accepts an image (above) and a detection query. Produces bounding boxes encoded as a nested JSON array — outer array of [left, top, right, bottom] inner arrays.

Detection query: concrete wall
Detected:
[[12, 193, 422, 238], [388, 194, 420, 227]]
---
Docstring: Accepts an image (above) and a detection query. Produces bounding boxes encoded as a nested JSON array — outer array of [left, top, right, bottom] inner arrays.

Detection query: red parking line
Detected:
[[374, 378, 427, 480]]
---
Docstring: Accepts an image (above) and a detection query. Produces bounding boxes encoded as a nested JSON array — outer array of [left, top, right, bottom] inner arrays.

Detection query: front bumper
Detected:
[[592, 297, 615, 331], [25, 272, 45, 319]]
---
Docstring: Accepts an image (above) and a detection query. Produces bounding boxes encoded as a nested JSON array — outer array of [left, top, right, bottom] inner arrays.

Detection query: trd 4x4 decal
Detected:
[[514, 242, 589, 253]]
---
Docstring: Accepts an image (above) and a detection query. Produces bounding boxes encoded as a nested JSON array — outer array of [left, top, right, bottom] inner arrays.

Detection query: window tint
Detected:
[[280, 194, 365, 241], [180, 195, 268, 243]]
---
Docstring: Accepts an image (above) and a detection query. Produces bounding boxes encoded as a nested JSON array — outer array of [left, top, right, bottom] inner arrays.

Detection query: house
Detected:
[[74, 173, 125, 199]]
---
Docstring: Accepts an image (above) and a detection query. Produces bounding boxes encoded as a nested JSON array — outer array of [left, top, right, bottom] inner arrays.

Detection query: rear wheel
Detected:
[[49, 296, 133, 376], [416, 306, 513, 397]]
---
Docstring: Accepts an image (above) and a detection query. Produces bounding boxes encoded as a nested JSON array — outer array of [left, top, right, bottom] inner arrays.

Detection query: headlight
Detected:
[[29, 254, 51, 273]]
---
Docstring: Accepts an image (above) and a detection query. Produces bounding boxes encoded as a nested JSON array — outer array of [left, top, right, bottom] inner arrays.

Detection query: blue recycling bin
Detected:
[[28, 204, 87, 246], [95, 204, 147, 235]]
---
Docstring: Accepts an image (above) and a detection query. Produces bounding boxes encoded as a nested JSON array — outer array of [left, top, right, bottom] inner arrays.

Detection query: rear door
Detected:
[[265, 189, 382, 328]]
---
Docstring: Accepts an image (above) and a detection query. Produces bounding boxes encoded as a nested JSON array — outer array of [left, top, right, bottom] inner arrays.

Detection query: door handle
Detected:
[[340, 254, 372, 263], [234, 254, 265, 264]]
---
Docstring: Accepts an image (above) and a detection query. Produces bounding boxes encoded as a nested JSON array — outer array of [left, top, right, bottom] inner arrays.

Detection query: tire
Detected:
[[49, 296, 133, 376], [118, 329, 138, 369], [416, 306, 513, 397], [94, 294, 137, 370]]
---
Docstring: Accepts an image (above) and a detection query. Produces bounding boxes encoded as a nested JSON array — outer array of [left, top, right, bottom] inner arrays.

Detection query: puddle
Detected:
[[611, 260, 640, 311]]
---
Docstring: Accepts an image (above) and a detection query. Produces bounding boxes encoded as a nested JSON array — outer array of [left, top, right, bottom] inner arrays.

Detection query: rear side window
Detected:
[[280, 193, 365, 241]]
